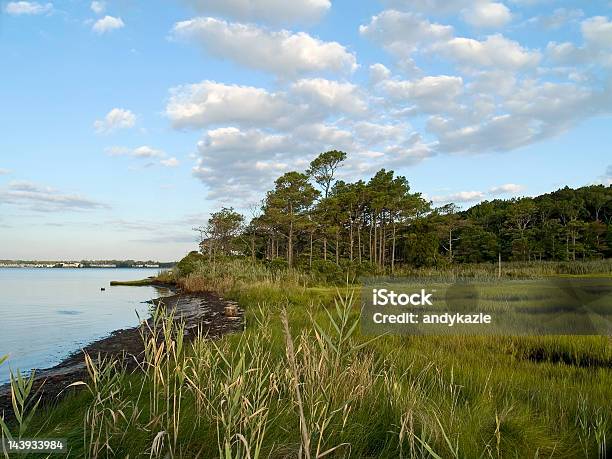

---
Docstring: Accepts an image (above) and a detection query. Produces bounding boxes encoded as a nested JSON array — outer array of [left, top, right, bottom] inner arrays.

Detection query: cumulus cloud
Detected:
[[94, 108, 136, 133], [190, 116, 434, 200], [546, 16, 612, 67], [290, 78, 368, 115], [361, 11, 536, 71], [180, 0, 330, 25], [383, 0, 471, 15], [581, 16, 612, 49], [462, 2, 512, 28], [172, 18, 357, 77], [359, 10, 453, 55], [0, 181, 109, 212], [92, 15, 124, 34], [167, 6, 612, 200], [489, 183, 524, 194], [5, 1, 52, 15], [431, 183, 524, 204], [90, 1, 105, 14], [193, 127, 296, 199], [434, 34, 540, 70], [380, 75, 464, 114], [369, 63, 391, 84], [166, 81, 294, 129]]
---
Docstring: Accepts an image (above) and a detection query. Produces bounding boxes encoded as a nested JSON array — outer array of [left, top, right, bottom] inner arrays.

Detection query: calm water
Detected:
[[0, 268, 171, 383]]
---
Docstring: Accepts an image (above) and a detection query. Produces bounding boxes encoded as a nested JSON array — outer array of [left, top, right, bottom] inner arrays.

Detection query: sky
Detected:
[[0, 0, 611, 261]]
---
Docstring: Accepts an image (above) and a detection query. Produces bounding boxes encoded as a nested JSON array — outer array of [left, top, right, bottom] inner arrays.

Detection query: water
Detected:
[[0, 268, 172, 383]]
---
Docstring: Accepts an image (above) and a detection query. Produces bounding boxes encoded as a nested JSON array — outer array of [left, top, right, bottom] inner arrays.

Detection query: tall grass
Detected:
[[7, 260, 612, 457]]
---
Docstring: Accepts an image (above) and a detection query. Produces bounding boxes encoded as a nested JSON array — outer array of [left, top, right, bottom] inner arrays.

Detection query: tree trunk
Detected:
[[335, 232, 339, 265], [369, 220, 373, 264], [349, 221, 354, 262], [288, 203, 294, 267], [323, 237, 327, 261], [309, 231, 313, 268], [358, 224, 362, 264], [391, 221, 396, 273], [373, 215, 377, 266]]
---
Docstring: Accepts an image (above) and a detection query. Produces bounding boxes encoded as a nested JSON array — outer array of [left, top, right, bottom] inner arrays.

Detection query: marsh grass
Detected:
[[6, 261, 612, 457]]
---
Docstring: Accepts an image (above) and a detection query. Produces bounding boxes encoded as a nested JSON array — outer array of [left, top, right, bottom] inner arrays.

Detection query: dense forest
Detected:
[[194, 151, 612, 272]]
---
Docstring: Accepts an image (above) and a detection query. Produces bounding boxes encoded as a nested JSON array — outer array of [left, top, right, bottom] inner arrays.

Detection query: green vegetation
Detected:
[[193, 151, 611, 272], [1, 258, 610, 458]]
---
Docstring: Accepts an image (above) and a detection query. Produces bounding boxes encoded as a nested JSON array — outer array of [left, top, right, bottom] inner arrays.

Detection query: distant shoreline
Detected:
[[0, 265, 166, 269]]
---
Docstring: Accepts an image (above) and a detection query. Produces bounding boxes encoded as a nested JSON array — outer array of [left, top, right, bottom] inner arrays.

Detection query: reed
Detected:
[[11, 260, 612, 457]]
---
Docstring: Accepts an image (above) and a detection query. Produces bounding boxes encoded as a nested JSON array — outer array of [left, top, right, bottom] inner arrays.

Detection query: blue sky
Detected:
[[0, 0, 611, 261]]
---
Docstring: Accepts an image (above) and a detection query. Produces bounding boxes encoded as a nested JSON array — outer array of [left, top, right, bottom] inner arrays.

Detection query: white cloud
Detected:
[[462, 2, 512, 28], [133, 146, 165, 158], [359, 10, 453, 55], [427, 114, 539, 153], [92, 15, 124, 34], [383, 0, 471, 15], [166, 81, 294, 129], [581, 16, 612, 49], [172, 17, 357, 77], [431, 183, 524, 204], [434, 34, 541, 70], [107, 145, 180, 168], [194, 127, 296, 199], [94, 108, 136, 133], [0, 181, 108, 212], [531, 8, 584, 30], [181, 0, 330, 25], [489, 183, 524, 194], [381, 75, 464, 114], [5, 1, 52, 15], [0, 169, 11, 175], [90, 1, 105, 14], [431, 190, 485, 203], [290, 78, 368, 115], [160, 157, 180, 167], [369, 63, 391, 84]]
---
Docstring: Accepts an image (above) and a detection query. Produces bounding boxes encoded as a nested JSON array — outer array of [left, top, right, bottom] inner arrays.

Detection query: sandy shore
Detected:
[[0, 291, 243, 414]]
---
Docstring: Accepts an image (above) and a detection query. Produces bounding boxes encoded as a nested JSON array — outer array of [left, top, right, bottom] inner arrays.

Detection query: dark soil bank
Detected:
[[0, 292, 243, 414]]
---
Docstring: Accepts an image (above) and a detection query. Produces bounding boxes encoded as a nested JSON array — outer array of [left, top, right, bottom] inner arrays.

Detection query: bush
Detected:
[[266, 257, 288, 272], [310, 259, 345, 284], [176, 251, 205, 277]]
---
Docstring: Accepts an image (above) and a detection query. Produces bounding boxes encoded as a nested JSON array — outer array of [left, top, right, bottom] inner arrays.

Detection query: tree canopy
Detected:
[[195, 151, 612, 271]]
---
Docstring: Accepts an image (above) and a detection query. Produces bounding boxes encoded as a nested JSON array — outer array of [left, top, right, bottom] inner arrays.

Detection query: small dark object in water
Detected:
[[101, 287, 106, 291]]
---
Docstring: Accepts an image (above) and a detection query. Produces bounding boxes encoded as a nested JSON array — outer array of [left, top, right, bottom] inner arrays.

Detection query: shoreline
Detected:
[[0, 289, 243, 414]]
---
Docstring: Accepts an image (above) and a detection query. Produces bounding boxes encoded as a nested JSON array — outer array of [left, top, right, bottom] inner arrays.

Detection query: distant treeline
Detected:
[[194, 151, 612, 271]]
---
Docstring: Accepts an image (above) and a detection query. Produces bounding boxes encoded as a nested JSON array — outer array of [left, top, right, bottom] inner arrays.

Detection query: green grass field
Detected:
[[2, 260, 611, 458]]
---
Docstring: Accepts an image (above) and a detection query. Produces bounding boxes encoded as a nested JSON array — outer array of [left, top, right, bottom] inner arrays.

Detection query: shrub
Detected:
[[175, 251, 205, 277], [310, 259, 345, 285]]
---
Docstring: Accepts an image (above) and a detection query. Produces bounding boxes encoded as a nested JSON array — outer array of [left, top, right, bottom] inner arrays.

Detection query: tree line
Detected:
[[194, 151, 612, 271]]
